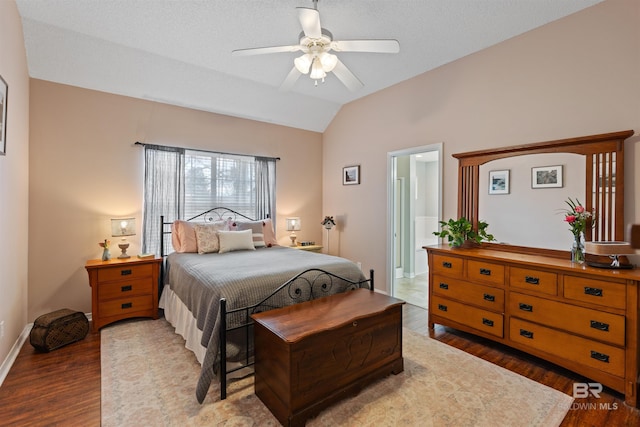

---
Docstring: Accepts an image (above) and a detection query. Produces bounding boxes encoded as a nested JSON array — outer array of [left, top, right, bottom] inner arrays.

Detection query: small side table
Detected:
[[85, 257, 161, 332], [292, 245, 323, 253]]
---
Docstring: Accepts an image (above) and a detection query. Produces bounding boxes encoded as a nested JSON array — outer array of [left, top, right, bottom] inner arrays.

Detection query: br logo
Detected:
[[573, 382, 603, 398]]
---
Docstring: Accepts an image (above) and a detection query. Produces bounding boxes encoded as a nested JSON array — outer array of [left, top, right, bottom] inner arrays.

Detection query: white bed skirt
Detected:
[[158, 284, 206, 365]]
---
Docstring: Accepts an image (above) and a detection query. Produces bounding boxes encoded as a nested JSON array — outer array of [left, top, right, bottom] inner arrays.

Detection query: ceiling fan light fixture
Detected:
[[319, 52, 338, 72], [294, 54, 313, 74], [309, 57, 326, 80]]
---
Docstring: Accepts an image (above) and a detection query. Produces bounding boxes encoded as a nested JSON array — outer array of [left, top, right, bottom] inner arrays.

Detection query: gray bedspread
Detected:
[[164, 246, 367, 403]]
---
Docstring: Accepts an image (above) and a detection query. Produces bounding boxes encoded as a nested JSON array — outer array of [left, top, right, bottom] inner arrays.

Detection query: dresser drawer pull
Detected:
[[352, 321, 358, 327], [519, 329, 534, 339], [439, 282, 449, 290], [584, 287, 603, 297], [518, 303, 533, 312], [482, 318, 494, 327], [121, 285, 132, 292], [442, 262, 452, 268], [483, 293, 495, 302], [590, 320, 610, 332], [438, 304, 448, 312], [590, 350, 610, 363], [524, 276, 540, 285], [120, 269, 132, 276], [121, 302, 133, 309], [479, 268, 492, 276]]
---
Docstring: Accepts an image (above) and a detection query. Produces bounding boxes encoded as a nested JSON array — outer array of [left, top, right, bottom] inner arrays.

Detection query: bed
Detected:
[[157, 208, 374, 403]]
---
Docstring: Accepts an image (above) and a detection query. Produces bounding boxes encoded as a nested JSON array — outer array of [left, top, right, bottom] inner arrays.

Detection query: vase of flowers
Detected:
[[562, 198, 592, 264], [99, 239, 111, 261]]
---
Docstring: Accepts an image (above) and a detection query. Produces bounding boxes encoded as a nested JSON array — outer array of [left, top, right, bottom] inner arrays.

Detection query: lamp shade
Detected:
[[111, 218, 136, 237], [286, 217, 301, 231]]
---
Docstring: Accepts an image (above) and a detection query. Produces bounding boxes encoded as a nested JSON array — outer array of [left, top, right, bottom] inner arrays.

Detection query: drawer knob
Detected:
[[121, 302, 133, 309], [439, 283, 449, 290], [590, 350, 610, 363], [479, 268, 491, 276], [352, 321, 358, 327], [584, 287, 603, 297], [525, 276, 540, 285], [121, 285, 132, 292], [442, 262, 452, 268], [519, 329, 534, 339], [438, 304, 448, 312], [518, 303, 533, 312], [590, 320, 610, 332], [482, 318, 494, 327], [483, 293, 495, 302], [121, 269, 132, 276]]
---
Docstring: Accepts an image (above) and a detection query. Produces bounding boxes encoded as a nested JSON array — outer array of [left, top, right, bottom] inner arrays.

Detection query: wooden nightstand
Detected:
[[85, 257, 161, 332], [293, 245, 323, 253]]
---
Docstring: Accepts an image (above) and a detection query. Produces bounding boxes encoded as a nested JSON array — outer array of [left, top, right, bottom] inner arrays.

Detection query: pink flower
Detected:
[[574, 205, 585, 214], [565, 215, 576, 224]]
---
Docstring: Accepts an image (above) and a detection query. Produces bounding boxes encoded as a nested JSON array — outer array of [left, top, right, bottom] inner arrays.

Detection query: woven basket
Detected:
[[30, 309, 89, 352]]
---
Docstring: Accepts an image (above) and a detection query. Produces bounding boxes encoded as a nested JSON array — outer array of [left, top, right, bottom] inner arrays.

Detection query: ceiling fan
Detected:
[[232, 0, 400, 92]]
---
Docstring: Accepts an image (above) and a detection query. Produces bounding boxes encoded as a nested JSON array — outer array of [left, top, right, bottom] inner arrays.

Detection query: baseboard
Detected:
[[0, 311, 92, 387], [0, 323, 32, 387]]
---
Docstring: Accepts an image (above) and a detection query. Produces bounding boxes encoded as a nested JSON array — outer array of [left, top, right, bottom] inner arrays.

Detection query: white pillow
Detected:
[[218, 229, 256, 253]]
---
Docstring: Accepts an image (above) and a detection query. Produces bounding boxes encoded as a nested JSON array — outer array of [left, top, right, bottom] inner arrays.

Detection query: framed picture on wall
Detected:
[[488, 170, 510, 195], [343, 165, 360, 185], [0, 74, 7, 156], [531, 165, 563, 188]]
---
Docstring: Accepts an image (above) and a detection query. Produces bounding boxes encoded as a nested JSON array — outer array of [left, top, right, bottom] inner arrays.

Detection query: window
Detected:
[[141, 145, 276, 255]]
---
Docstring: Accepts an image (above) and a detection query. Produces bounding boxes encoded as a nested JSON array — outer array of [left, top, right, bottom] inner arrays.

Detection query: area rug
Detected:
[[101, 318, 572, 426]]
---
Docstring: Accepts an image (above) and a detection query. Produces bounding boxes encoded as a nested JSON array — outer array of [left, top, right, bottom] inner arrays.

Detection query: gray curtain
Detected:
[[142, 145, 185, 256], [255, 157, 276, 221]]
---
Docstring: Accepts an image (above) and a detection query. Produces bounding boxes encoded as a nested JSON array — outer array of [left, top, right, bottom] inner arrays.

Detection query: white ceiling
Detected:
[[16, 0, 602, 133]]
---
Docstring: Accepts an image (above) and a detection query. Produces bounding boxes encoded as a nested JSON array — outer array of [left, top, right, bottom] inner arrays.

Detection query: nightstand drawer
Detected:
[[97, 263, 153, 283], [564, 275, 626, 310], [98, 278, 153, 301], [433, 275, 504, 312], [99, 295, 154, 318]]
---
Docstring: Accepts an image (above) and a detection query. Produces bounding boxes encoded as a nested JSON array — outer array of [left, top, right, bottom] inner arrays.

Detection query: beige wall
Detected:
[[28, 80, 322, 319], [0, 1, 30, 366], [323, 0, 640, 294]]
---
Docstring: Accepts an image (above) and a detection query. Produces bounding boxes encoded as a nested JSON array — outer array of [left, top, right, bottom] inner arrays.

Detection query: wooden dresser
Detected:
[[85, 257, 161, 332], [425, 245, 640, 407], [252, 288, 405, 427]]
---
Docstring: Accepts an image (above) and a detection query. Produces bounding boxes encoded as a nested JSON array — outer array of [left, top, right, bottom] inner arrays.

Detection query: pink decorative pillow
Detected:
[[261, 218, 278, 247], [171, 220, 197, 253]]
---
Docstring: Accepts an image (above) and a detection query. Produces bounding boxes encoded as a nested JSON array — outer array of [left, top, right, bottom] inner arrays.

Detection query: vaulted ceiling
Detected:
[[16, 0, 602, 132]]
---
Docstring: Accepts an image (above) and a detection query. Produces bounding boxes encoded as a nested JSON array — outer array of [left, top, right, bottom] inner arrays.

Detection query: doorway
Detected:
[[387, 144, 442, 308]]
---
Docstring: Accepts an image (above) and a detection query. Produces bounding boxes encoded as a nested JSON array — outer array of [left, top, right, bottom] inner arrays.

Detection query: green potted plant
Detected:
[[433, 217, 495, 248]]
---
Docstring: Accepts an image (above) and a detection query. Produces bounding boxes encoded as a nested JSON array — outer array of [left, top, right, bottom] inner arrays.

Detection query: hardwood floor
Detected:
[[0, 305, 638, 426]]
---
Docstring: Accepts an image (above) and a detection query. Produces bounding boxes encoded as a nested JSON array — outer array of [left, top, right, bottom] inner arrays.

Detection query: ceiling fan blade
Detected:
[[331, 59, 364, 92], [297, 7, 322, 39], [279, 67, 302, 92], [232, 45, 301, 56], [331, 40, 400, 53]]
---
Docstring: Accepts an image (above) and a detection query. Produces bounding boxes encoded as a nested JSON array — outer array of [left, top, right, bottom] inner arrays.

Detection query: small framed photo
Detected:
[[531, 165, 563, 188], [343, 165, 360, 185], [488, 170, 509, 195], [0, 74, 7, 156]]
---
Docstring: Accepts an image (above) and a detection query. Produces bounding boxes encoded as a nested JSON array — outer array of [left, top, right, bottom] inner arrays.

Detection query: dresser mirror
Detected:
[[453, 130, 633, 257]]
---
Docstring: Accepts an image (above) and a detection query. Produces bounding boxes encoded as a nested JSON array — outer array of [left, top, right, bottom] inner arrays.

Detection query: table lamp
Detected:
[[111, 218, 136, 259], [286, 217, 301, 246]]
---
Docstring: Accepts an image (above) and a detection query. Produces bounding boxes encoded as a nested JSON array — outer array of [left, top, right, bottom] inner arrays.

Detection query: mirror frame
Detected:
[[453, 130, 634, 258]]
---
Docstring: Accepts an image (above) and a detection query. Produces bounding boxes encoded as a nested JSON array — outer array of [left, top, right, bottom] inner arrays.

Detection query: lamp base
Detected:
[[118, 243, 131, 259], [289, 233, 297, 247]]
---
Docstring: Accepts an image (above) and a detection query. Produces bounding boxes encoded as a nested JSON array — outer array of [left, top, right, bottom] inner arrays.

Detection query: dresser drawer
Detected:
[[510, 318, 624, 378], [510, 267, 558, 296], [433, 275, 504, 312], [431, 254, 464, 277], [509, 292, 625, 346], [97, 263, 153, 283], [432, 295, 503, 337], [564, 276, 626, 310], [99, 295, 154, 318], [467, 260, 505, 286], [98, 277, 153, 302]]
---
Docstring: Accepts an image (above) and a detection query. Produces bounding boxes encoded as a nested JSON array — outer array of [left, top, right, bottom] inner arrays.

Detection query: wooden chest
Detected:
[[252, 288, 405, 427]]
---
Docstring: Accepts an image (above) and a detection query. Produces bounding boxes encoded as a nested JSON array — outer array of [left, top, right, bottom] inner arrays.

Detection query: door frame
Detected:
[[387, 143, 443, 298]]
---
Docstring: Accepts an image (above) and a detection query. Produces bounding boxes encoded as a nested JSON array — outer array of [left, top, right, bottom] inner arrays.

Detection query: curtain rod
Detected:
[[134, 141, 280, 161]]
